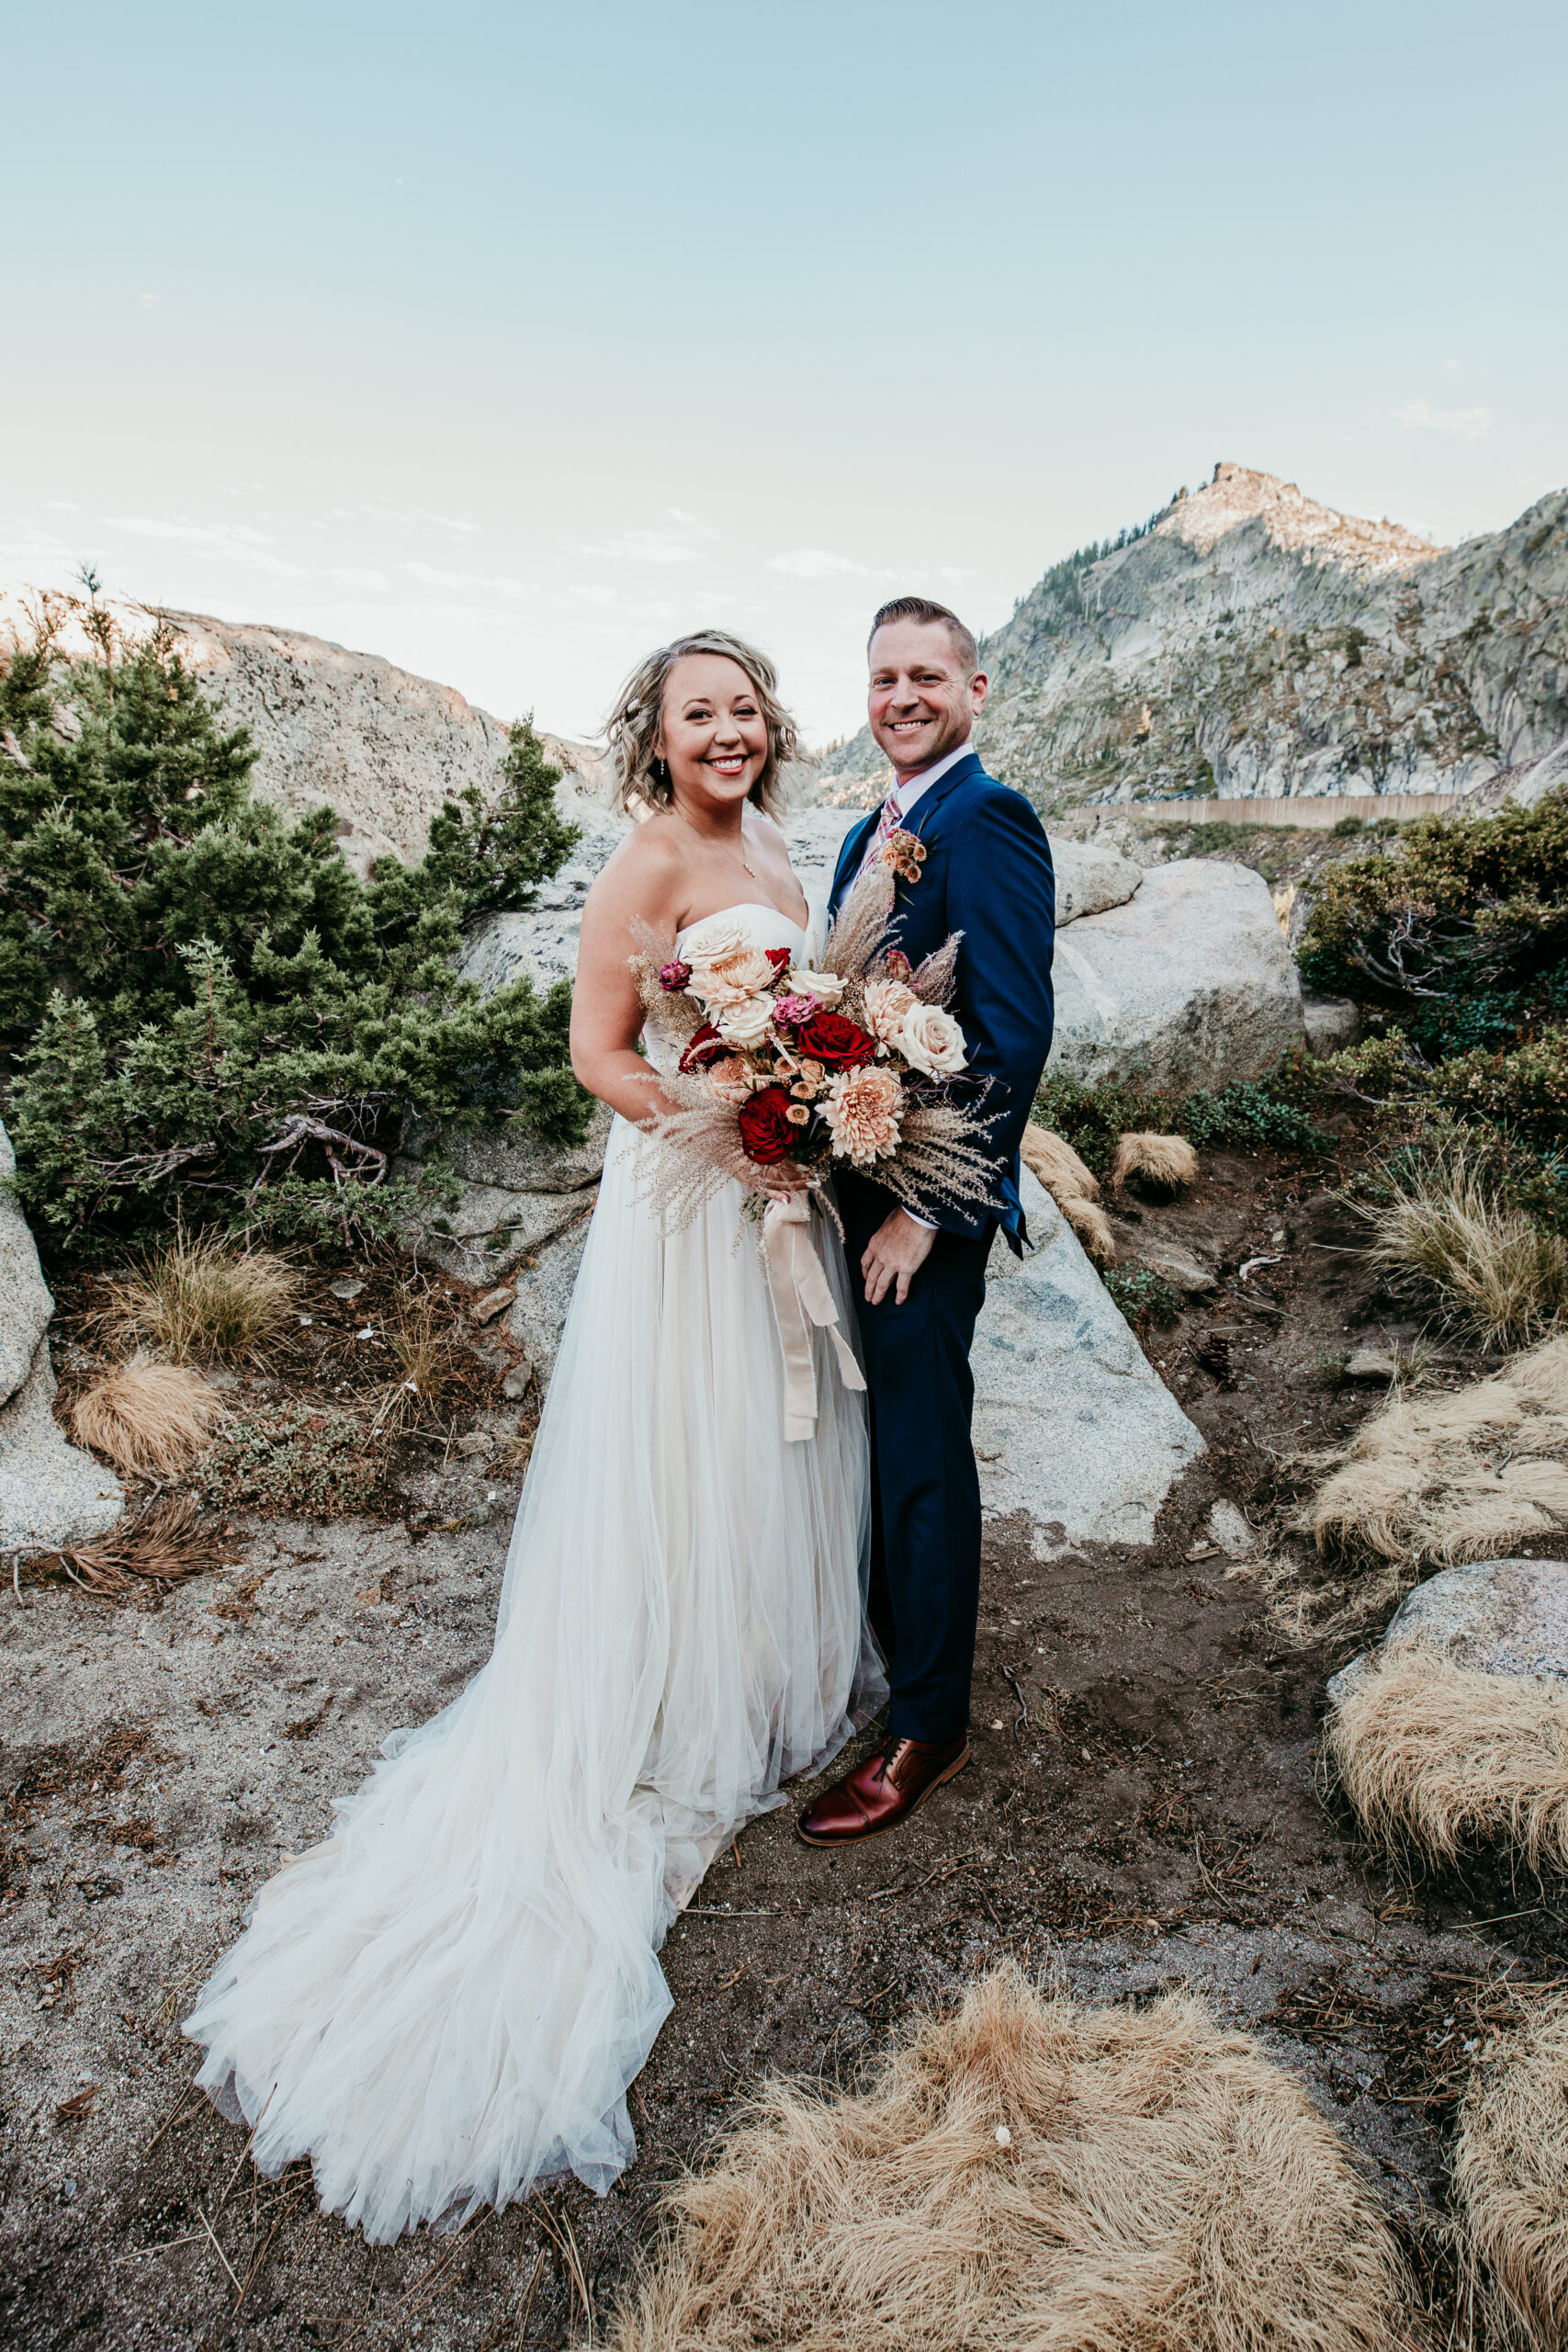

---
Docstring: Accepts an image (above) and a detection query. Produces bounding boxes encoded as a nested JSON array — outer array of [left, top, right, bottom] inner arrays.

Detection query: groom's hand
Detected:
[[862, 1209, 936, 1307]]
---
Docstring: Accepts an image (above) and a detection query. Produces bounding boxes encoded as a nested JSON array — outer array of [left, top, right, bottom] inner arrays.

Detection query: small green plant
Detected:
[[197, 1401, 378, 1515], [1035, 1055, 1328, 1173], [1104, 1267, 1180, 1332]]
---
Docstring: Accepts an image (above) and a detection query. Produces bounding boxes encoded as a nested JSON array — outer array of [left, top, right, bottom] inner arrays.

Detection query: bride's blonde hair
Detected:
[[604, 629, 800, 819]]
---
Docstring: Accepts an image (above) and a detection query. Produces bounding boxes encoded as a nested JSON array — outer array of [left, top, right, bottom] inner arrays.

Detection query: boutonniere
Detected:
[[879, 828, 928, 886]]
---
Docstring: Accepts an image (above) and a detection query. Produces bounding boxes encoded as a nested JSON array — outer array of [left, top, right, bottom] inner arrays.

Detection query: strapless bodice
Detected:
[[645, 900, 820, 1074], [675, 899, 813, 957]]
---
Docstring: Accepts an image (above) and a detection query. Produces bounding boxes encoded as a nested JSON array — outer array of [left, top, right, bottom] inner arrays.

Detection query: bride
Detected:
[[184, 630, 879, 2242]]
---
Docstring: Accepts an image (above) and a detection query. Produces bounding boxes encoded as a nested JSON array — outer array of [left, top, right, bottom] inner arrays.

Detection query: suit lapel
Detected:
[[828, 750, 985, 915], [829, 808, 881, 915], [903, 748, 982, 837]]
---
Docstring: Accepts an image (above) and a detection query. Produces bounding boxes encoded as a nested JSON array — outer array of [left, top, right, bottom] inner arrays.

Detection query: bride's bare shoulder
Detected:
[[581, 813, 684, 928]]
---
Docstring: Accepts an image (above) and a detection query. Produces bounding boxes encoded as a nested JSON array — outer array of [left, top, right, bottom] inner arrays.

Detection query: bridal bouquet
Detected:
[[628, 867, 999, 1234]]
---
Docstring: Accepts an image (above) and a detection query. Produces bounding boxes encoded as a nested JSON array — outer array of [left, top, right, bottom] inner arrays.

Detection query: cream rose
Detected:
[[714, 993, 777, 1049], [893, 1002, 967, 1077], [823, 1067, 904, 1164], [689, 944, 777, 1008], [784, 966, 845, 1006], [863, 977, 919, 1043], [707, 1053, 758, 1104], [679, 912, 750, 966]]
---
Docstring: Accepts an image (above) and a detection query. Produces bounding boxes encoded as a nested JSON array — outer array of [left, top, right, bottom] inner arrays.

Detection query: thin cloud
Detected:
[[571, 519, 718, 565], [321, 566, 390, 591], [1393, 398, 1494, 441], [766, 548, 891, 582], [400, 560, 533, 596], [570, 534, 697, 565], [101, 516, 309, 578]]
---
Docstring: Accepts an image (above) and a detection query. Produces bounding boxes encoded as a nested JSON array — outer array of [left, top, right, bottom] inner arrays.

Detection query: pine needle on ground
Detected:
[[41, 1495, 240, 1601], [70, 1355, 226, 1474], [600, 1962, 1409, 2352], [1453, 1989, 1568, 2349], [1325, 1647, 1568, 1876]]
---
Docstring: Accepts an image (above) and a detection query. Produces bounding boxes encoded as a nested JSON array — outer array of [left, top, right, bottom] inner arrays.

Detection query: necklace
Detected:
[[673, 799, 755, 878]]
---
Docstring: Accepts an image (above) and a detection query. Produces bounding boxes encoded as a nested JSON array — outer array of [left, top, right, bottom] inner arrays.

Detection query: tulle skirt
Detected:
[[185, 1116, 877, 2241]]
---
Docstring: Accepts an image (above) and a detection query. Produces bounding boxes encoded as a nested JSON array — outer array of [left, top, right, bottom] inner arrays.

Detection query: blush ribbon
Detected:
[[761, 1194, 866, 1442]]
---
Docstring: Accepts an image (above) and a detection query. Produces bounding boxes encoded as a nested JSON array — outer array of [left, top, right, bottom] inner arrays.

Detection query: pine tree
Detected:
[[0, 611, 589, 1253]]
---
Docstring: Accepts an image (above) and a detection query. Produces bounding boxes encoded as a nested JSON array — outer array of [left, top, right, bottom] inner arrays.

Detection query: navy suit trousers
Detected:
[[838, 1170, 993, 1743]]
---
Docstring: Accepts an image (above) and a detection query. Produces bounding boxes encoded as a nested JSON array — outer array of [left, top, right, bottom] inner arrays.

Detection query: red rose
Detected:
[[795, 1011, 877, 1069], [764, 947, 792, 974], [737, 1085, 797, 1165], [678, 1023, 728, 1073]]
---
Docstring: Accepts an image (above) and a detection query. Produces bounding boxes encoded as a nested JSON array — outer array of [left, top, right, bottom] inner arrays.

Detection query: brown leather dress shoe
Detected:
[[796, 1733, 970, 1848]]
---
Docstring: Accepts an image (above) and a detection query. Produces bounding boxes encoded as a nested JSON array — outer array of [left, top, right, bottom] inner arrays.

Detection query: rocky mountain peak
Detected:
[[1158, 461, 1445, 575]]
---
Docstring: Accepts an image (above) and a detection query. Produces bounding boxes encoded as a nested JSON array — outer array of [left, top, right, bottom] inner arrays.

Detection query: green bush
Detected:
[[1296, 791, 1568, 1010], [1104, 1267, 1180, 1331], [0, 609, 590, 1254], [1035, 1054, 1328, 1171]]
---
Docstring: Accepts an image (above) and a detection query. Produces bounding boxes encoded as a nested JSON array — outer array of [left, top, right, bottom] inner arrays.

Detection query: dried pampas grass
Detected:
[[1325, 1648, 1568, 1876], [1300, 1335, 1568, 1572], [70, 1354, 226, 1474], [1453, 1990, 1568, 2349], [601, 1962, 1409, 2352], [1111, 1131, 1200, 1200], [1020, 1125, 1116, 1269]]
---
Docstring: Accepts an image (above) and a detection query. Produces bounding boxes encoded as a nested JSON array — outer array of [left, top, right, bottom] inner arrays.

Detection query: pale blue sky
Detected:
[[6, 0, 1564, 741]]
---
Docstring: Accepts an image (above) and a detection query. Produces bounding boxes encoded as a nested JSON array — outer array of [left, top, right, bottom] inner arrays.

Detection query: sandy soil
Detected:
[[5, 1142, 1565, 2349]]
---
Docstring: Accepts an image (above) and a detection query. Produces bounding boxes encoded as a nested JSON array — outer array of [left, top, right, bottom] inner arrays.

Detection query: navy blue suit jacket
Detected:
[[828, 750, 1055, 1251]]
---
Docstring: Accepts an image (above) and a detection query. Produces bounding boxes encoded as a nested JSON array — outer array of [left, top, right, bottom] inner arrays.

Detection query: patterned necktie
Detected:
[[857, 788, 904, 882]]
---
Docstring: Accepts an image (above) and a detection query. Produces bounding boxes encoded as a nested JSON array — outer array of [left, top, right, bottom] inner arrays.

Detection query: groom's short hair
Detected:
[[867, 596, 980, 677]]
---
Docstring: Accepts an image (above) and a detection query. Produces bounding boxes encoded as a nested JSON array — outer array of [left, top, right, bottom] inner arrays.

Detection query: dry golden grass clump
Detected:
[[1452, 1990, 1568, 2349], [103, 1231, 301, 1364], [1301, 1335, 1568, 1571], [70, 1354, 226, 1474], [45, 1495, 239, 1601], [601, 1963, 1409, 2352], [1019, 1125, 1115, 1268], [1111, 1130, 1200, 1201], [1356, 1146, 1568, 1350], [1326, 1648, 1568, 1877], [368, 1287, 471, 1442]]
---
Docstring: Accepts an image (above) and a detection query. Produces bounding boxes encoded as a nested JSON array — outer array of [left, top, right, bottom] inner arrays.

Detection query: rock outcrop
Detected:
[[1329, 1559, 1568, 1705], [971, 1166, 1204, 1549], [1049, 859, 1304, 1091], [0, 582, 607, 878], [0, 1121, 124, 1552], [817, 462, 1568, 811]]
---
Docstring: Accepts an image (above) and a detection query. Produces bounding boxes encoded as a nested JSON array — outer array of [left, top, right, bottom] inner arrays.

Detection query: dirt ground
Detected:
[[5, 1136, 1566, 2350]]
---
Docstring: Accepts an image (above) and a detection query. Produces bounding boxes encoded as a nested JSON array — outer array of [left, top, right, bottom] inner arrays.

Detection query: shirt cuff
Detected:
[[902, 1208, 939, 1230]]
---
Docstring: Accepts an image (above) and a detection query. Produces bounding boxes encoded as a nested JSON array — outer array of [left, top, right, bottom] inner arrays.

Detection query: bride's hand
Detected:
[[759, 1159, 815, 1204]]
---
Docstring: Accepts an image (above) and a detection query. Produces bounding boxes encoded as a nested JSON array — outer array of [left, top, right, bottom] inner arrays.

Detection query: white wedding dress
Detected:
[[184, 901, 877, 2243]]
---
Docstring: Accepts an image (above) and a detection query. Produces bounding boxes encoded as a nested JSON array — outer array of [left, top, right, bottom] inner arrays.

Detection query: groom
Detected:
[[798, 597, 1055, 1848]]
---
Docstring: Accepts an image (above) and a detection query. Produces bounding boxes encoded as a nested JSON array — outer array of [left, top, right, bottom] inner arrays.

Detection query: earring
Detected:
[[655, 756, 671, 792]]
